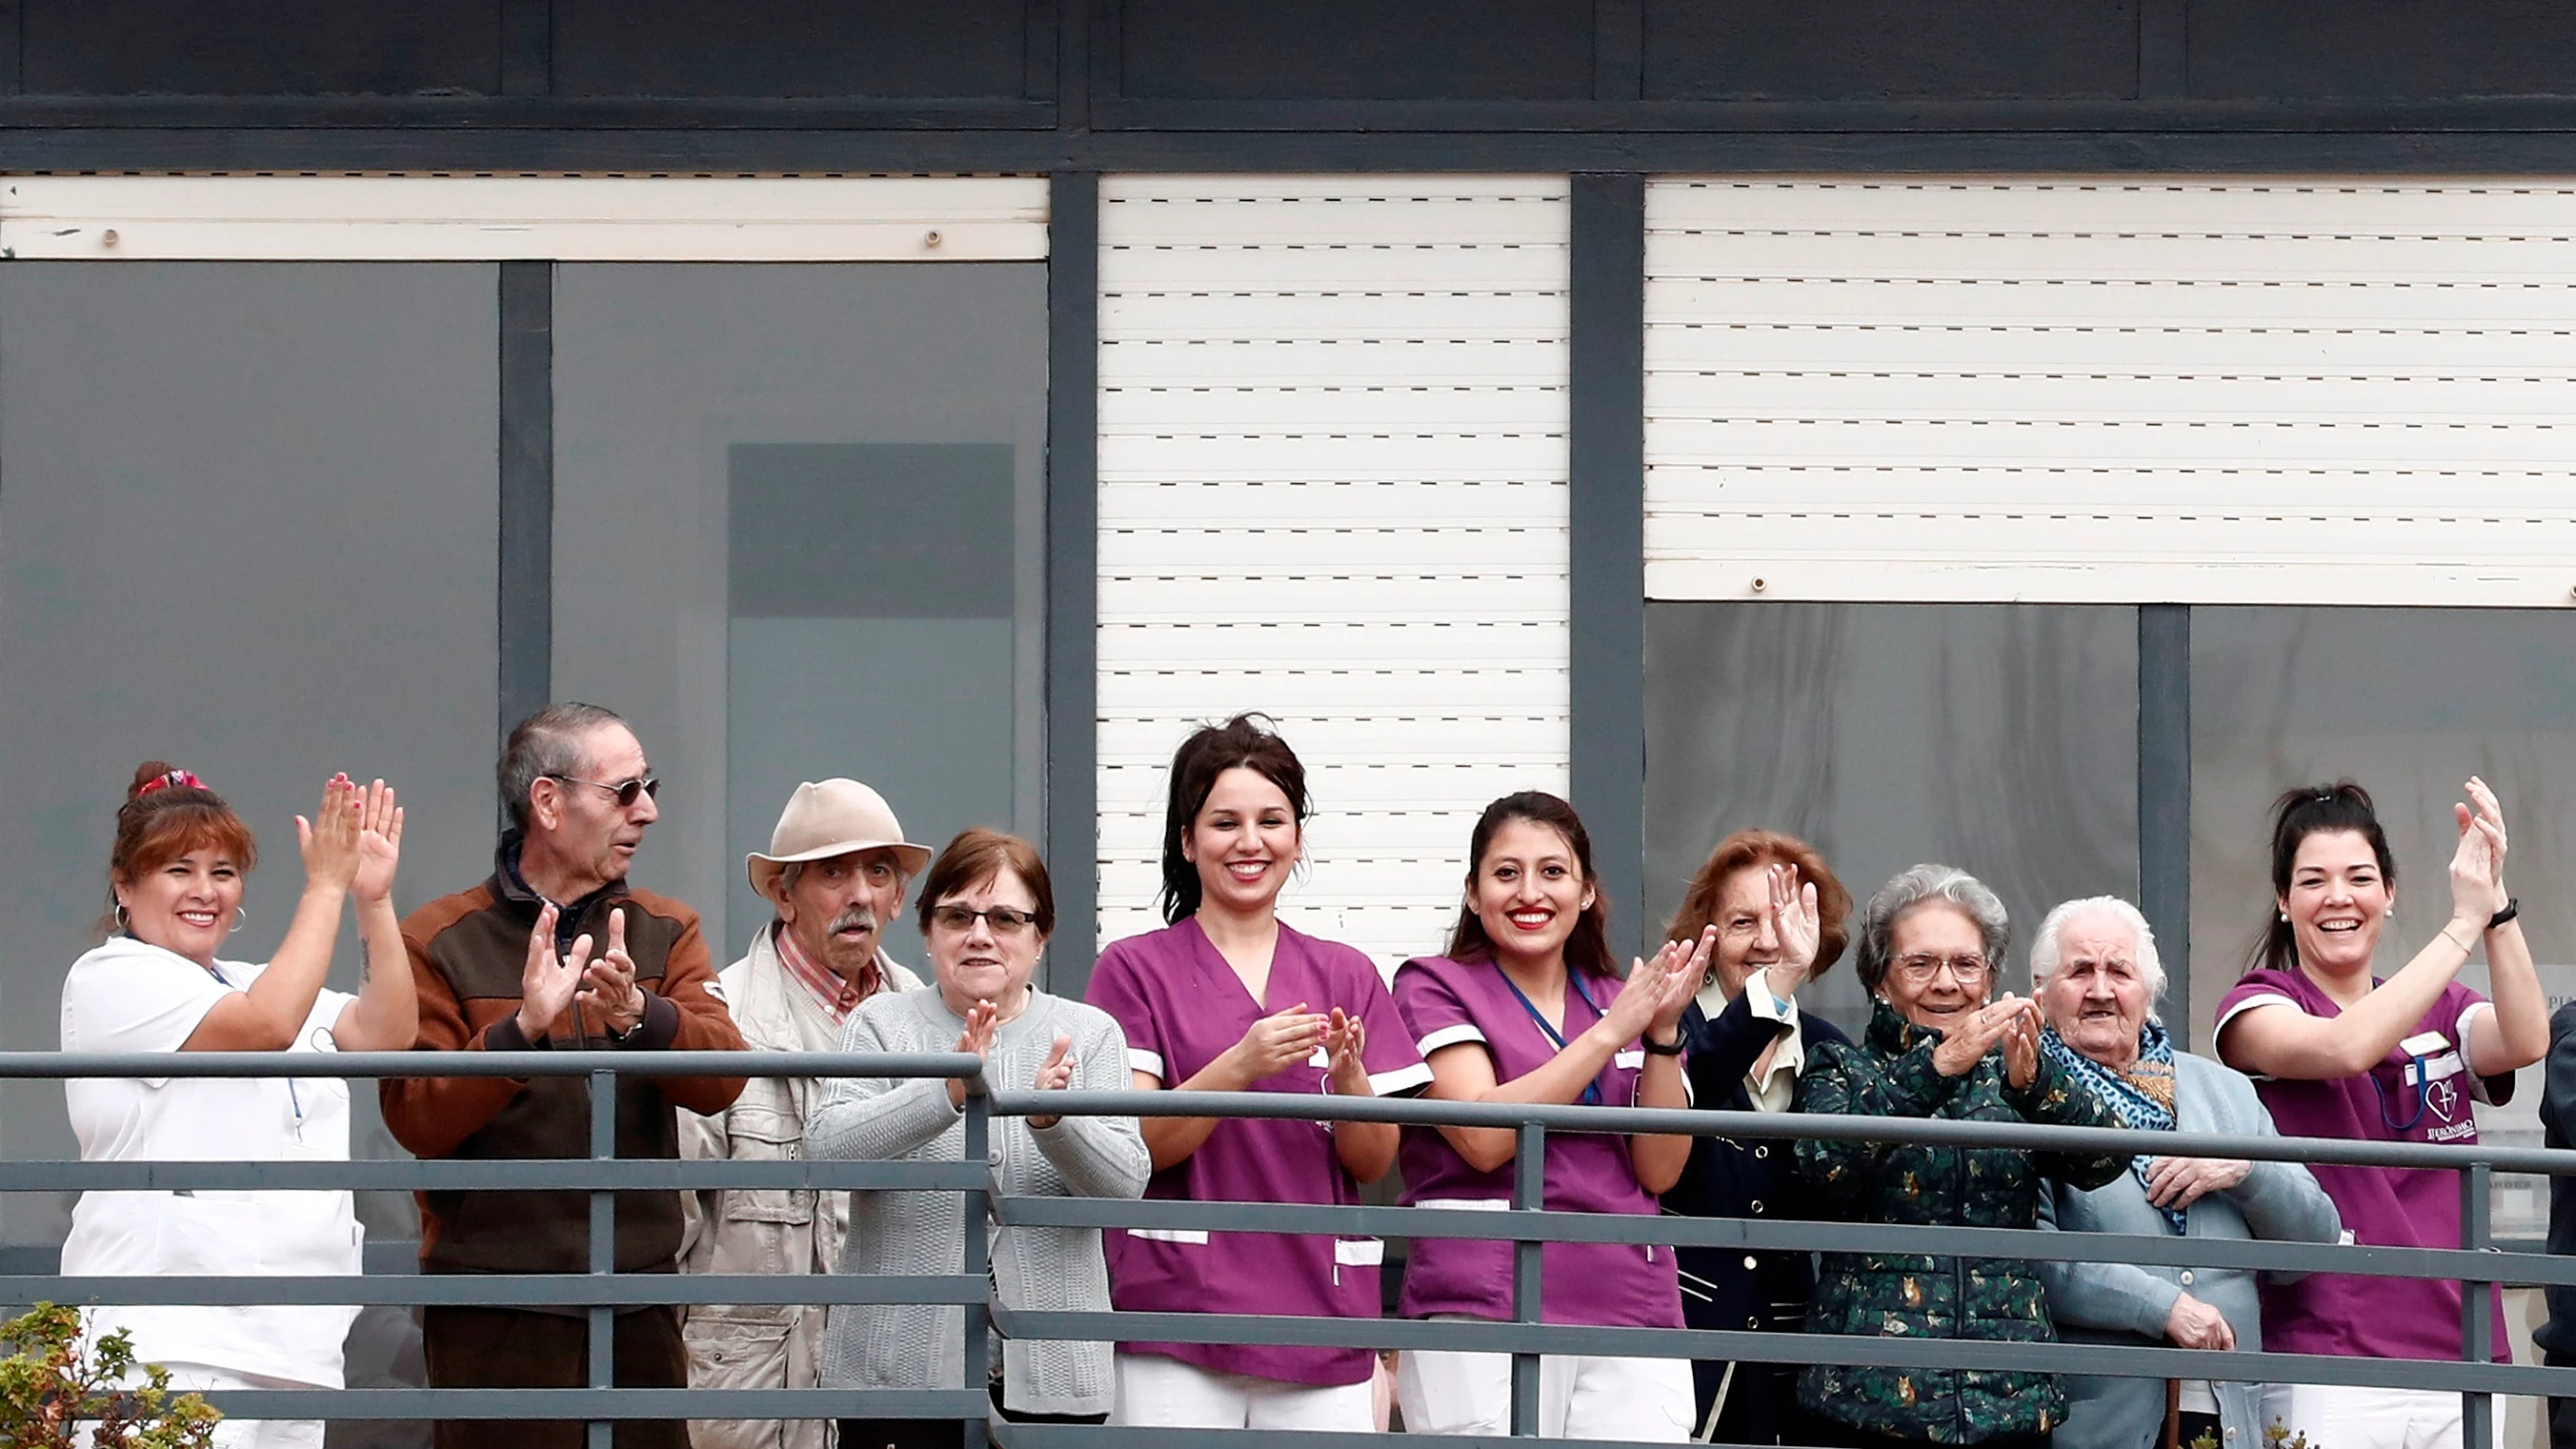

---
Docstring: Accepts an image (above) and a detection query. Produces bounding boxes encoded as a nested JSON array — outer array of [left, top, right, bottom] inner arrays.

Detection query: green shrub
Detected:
[[0, 1302, 220, 1448]]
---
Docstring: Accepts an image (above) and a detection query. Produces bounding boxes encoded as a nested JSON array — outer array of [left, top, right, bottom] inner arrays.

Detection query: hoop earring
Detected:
[[231, 907, 247, 935], [113, 903, 131, 932]]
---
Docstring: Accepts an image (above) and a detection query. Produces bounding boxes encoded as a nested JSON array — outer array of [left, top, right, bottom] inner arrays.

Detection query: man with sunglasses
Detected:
[[383, 701, 747, 1449], [675, 777, 931, 1449]]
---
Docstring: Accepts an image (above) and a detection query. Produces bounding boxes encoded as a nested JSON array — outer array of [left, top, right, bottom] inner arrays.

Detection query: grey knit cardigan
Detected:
[[807, 984, 1148, 1417]]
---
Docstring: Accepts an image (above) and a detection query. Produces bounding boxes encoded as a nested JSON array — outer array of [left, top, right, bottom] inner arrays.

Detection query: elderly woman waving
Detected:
[[1794, 865, 2128, 1449], [2030, 896, 2340, 1449]]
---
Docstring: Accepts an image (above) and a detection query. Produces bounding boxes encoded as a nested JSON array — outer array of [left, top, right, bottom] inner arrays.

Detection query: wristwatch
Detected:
[[2487, 897, 2520, 931], [1641, 1032, 1685, 1057]]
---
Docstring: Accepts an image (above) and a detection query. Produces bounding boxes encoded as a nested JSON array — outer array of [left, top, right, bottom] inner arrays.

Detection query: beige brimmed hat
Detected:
[[746, 778, 931, 896]]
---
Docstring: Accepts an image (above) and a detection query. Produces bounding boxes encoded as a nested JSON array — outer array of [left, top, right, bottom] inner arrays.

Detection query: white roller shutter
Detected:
[[1644, 178, 2576, 606], [1097, 175, 1572, 972]]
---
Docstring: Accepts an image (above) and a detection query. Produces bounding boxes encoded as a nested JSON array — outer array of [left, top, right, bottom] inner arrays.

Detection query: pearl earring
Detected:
[[2278, 911, 2288, 923]]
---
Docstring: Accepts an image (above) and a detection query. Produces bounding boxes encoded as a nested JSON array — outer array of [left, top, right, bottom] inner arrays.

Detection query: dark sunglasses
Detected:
[[547, 773, 660, 808]]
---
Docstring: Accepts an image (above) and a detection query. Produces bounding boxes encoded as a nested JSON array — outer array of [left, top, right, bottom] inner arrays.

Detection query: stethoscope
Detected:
[[201, 960, 321, 1141]]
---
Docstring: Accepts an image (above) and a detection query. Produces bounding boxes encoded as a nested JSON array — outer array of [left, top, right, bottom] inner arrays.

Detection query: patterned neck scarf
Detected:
[[2041, 1018, 2184, 1232]]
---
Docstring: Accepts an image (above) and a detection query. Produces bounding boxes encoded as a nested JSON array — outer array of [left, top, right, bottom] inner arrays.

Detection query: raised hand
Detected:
[[298, 775, 364, 893], [2001, 999, 2041, 1090], [1931, 995, 2031, 1077], [1763, 864, 1823, 996], [2143, 1155, 2250, 1210], [515, 902, 594, 1041], [576, 906, 647, 1035], [1321, 1007, 1372, 1095], [945, 998, 1002, 1108], [1609, 936, 1701, 1043], [1222, 1003, 1330, 1087], [351, 780, 404, 905], [2448, 775, 2509, 918], [1028, 1033, 1077, 1129]]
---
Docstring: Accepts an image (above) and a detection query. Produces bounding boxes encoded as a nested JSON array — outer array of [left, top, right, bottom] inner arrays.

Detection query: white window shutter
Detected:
[[1097, 175, 1574, 976]]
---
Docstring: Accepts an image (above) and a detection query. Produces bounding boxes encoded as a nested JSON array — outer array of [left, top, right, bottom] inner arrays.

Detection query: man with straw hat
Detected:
[[677, 778, 931, 1449]]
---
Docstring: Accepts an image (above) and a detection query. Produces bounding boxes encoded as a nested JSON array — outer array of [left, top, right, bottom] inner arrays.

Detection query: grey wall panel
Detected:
[[24, 0, 500, 95], [1642, 0, 2138, 100], [551, 0, 1034, 98], [2187, 0, 2576, 99], [1117, 0, 1593, 100], [1644, 602, 2140, 1028], [550, 264, 1048, 967], [0, 261, 499, 1245]]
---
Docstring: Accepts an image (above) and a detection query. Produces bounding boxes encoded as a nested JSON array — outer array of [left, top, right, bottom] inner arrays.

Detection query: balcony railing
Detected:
[[4, 1050, 2570, 1449]]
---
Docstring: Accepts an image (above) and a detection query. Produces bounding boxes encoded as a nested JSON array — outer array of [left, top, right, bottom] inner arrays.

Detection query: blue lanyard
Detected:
[[2375, 1052, 2433, 1133], [1499, 969, 1605, 1106]]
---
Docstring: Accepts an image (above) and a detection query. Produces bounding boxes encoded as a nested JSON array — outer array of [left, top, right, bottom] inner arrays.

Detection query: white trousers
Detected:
[[121, 1361, 326, 1449], [2267, 1384, 2464, 1449], [1397, 1327, 1692, 1441], [1110, 1352, 1378, 1430]]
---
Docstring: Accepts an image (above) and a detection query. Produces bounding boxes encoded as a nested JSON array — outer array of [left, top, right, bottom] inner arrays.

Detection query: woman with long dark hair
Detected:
[[1085, 714, 1429, 1432], [2214, 779, 2543, 1449], [1390, 791, 1702, 1440]]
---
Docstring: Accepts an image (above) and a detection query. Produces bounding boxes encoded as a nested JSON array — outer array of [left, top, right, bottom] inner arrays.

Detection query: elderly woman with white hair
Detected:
[[2030, 896, 2341, 1449]]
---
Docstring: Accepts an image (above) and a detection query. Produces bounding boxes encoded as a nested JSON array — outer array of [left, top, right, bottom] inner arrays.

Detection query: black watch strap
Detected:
[[1641, 1032, 1685, 1057], [2488, 897, 2520, 931]]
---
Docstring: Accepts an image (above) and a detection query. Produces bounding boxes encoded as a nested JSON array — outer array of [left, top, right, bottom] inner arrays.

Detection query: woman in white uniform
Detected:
[[60, 763, 420, 1449]]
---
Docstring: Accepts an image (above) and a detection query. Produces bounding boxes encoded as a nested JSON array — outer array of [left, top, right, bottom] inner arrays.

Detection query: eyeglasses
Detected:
[[930, 904, 1039, 936], [547, 774, 660, 808], [1892, 953, 1990, 984]]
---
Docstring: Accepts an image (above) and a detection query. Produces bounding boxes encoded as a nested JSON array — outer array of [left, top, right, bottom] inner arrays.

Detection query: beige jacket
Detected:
[[677, 927, 921, 1449]]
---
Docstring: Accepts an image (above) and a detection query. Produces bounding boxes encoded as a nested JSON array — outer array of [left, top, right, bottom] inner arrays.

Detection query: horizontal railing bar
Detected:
[[180, 1387, 984, 1419], [991, 1195, 2557, 1284], [989, 1088, 2576, 1175], [0, 1050, 982, 1081], [997, 1310, 2576, 1396], [0, 1157, 986, 1192], [997, 1430, 1681, 1449], [7, 1273, 981, 1307]]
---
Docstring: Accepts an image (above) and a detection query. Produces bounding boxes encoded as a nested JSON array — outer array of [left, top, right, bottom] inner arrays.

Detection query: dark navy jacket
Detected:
[[1662, 986, 1850, 1338]]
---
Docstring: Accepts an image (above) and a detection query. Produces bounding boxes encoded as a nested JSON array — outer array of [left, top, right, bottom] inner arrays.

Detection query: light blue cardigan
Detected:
[[2039, 1049, 2342, 1449]]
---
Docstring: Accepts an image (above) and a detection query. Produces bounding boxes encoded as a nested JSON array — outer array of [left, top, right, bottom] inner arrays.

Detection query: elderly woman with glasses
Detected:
[[808, 828, 1151, 1449], [2028, 896, 2340, 1449], [1793, 864, 2128, 1449]]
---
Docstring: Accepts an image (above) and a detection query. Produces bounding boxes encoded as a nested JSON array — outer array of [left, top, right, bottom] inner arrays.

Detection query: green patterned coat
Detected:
[[1792, 1001, 2127, 1445]]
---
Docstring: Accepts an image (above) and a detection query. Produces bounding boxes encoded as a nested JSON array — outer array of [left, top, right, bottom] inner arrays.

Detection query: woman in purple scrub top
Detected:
[[1391, 791, 1704, 1441], [1087, 714, 1433, 1432], [2215, 778, 2545, 1449]]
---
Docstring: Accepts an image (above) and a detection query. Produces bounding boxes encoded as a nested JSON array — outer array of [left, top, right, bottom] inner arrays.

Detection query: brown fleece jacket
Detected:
[[381, 835, 746, 1281]]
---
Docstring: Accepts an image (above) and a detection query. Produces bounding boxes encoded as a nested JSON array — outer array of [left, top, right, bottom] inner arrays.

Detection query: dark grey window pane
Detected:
[[1645, 603, 2141, 1029], [552, 265, 1047, 969], [2191, 606, 2576, 1239], [0, 262, 499, 1254]]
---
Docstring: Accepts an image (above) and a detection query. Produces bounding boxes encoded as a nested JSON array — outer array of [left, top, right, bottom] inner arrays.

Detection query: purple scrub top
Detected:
[[1389, 952, 1685, 1330], [2216, 968, 2510, 1362], [1088, 917, 1431, 1386]]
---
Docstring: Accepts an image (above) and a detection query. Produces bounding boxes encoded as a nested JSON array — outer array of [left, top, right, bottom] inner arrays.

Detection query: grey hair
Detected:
[[1854, 862, 2012, 996], [2028, 896, 2165, 1008], [498, 702, 626, 832]]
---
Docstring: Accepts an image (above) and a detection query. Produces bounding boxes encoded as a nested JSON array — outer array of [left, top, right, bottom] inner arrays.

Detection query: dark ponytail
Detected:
[[1157, 714, 1312, 925], [2247, 780, 2393, 976]]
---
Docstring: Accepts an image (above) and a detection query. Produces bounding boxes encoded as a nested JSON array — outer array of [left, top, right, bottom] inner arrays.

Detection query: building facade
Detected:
[[1, 2, 2572, 1266]]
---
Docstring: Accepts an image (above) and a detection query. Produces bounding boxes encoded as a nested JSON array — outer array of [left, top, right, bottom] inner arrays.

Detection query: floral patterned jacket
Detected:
[[1791, 1000, 2127, 1445]]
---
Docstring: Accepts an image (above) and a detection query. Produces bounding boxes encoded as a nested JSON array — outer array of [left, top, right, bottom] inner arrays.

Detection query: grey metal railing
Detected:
[[3, 1051, 2571, 1449]]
